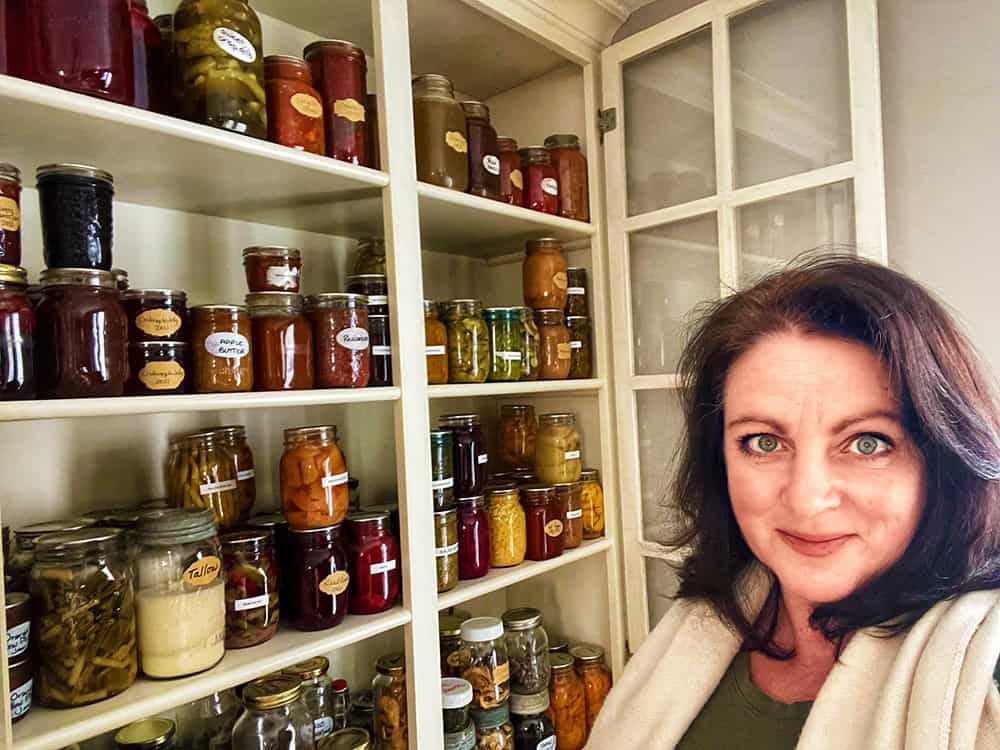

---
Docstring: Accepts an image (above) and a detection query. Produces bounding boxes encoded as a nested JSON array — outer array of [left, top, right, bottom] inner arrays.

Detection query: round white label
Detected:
[[213, 27, 257, 63], [204, 332, 250, 358], [483, 155, 501, 175], [542, 177, 559, 196], [336, 327, 370, 351]]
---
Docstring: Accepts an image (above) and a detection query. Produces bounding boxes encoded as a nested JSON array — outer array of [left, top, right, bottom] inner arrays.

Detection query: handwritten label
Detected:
[[425, 345, 447, 356], [370, 559, 397, 575], [336, 327, 370, 351], [291, 93, 323, 118], [446, 131, 468, 154], [136, 308, 183, 337], [182, 556, 222, 586], [483, 155, 501, 175], [566, 508, 583, 520], [200, 479, 237, 495], [435, 542, 459, 557], [205, 332, 250, 358], [314, 717, 335, 739], [541, 177, 559, 196], [432, 477, 455, 491], [510, 169, 524, 191], [10, 678, 31, 719], [553, 271, 568, 290], [557, 342, 572, 360], [213, 27, 257, 63], [321, 471, 350, 489], [234, 593, 269, 612], [544, 519, 564, 537], [238, 469, 256, 481], [319, 571, 350, 596], [139, 361, 186, 391], [0, 197, 20, 232], [266, 266, 299, 289], [7, 620, 29, 659], [334, 98, 366, 122], [564, 450, 581, 460]]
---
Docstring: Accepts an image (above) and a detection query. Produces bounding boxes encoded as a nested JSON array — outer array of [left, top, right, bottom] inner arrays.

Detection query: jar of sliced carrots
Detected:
[[280, 425, 350, 529]]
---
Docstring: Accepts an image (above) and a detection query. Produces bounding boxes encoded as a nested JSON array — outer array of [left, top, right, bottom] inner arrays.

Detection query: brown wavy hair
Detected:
[[668, 254, 1000, 657]]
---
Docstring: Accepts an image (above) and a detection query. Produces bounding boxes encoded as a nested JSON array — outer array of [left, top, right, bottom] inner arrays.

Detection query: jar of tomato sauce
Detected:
[[460, 101, 500, 200], [306, 293, 370, 388], [521, 485, 565, 562], [286, 524, 349, 631], [345, 511, 400, 615], [0, 164, 22, 267], [0, 265, 35, 400], [544, 135, 590, 222], [242, 246, 302, 293], [264, 55, 326, 155], [497, 138, 523, 207], [246, 292, 314, 391], [304, 40, 368, 165], [517, 148, 559, 215]]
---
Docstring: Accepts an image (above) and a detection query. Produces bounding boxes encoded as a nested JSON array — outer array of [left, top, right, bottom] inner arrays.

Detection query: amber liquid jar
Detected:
[[535, 309, 571, 381], [544, 134, 590, 222], [461, 101, 500, 200], [523, 238, 568, 310], [554, 482, 583, 549], [191, 305, 253, 392], [424, 300, 449, 384], [0, 164, 22, 266], [246, 292, 314, 391], [121, 289, 188, 343], [304, 40, 368, 165], [413, 74, 469, 191], [518, 148, 559, 215], [497, 137, 523, 207], [521, 485, 565, 562], [264, 55, 325, 155]]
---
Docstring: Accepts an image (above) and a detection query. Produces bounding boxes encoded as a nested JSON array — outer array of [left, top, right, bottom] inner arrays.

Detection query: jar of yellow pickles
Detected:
[[535, 413, 582, 484], [579, 468, 605, 539], [486, 484, 525, 568]]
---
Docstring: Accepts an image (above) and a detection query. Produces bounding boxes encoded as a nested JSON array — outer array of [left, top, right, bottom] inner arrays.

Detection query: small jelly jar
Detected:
[[286, 525, 350, 631], [457, 495, 490, 580], [243, 246, 302, 293], [121, 289, 189, 343], [36, 164, 115, 271], [345, 511, 400, 615], [126, 341, 190, 395]]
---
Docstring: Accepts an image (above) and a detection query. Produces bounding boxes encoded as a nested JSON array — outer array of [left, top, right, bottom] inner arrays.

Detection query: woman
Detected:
[[586, 255, 1000, 749]]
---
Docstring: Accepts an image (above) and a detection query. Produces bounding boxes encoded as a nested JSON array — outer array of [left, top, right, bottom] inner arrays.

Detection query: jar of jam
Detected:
[[460, 101, 500, 200], [523, 238, 568, 310], [439, 413, 488, 497], [264, 55, 326, 155], [9, 656, 32, 723], [366, 93, 381, 169], [127, 341, 190, 395], [457, 495, 489, 580], [554, 482, 583, 549], [121, 289, 189, 342], [435, 508, 459, 593], [413, 74, 469, 191], [544, 134, 590, 222], [0, 164, 22, 266], [286, 524, 349, 631], [345, 274, 388, 314], [565, 267, 589, 317], [483, 307, 523, 382], [424, 300, 449, 384], [535, 309, 571, 380], [36, 268, 128, 398], [352, 238, 386, 275], [37, 164, 115, 271], [0, 265, 35, 400], [567, 316, 593, 379], [497, 138, 523, 206], [518, 307, 541, 382], [368, 314, 393, 387], [536, 413, 582, 484], [130, 0, 160, 110], [521, 485, 565, 561], [221, 530, 279, 647], [579, 468, 605, 540], [498, 404, 536, 471], [517, 148, 558, 215], [247, 292, 315, 391], [345, 511, 400, 615], [304, 40, 368, 165], [191, 305, 253, 392], [306, 293, 370, 388], [243, 246, 302, 293], [280, 425, 349, 529]]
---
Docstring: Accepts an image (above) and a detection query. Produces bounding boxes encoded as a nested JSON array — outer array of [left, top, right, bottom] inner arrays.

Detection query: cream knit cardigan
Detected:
[[586, 567, 1000, 750]]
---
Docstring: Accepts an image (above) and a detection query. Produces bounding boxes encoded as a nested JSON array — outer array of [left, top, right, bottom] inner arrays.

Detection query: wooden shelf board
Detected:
[[428, 379, 603, 399]]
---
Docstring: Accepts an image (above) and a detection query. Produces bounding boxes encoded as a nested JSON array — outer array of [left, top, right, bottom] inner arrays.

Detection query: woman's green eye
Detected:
[[755, 435, 780, 453], [854, 435, 883, 455]]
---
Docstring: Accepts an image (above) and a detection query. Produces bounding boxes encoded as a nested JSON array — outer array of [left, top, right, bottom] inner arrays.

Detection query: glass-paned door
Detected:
[[601, 0, 887, 652]]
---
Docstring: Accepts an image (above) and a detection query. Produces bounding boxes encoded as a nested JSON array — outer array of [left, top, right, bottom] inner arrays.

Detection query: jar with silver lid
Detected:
[[502, 607, 550, 694], [7, 518, 94, 592]]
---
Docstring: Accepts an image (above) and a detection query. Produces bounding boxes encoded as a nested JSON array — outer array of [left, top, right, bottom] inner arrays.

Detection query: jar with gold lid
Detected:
[[233, 675, 314, 750]]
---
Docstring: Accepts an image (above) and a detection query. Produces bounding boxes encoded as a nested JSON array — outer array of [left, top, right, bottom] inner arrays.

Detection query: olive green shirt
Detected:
[[676, 651, 812, 750]]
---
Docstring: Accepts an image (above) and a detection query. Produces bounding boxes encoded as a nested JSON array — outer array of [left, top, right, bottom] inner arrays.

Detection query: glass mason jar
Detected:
[[152, 14, 176, 114], [565, 267, 589, 317], [457, 495, 489, 580], [523, 238, 568, 311], [424, 300, 449, 384], [353, 238, 387, 275], [497, 137, 523, 206], [521, 485, 565, 562], [439, 413, 488, 496], [434, 508, 459, 593], [36, 164, 115, 270], [456, 617, 510, 710], [502, 608, 550, 696], [281, 425, 350, 529], [413, 74, 468, 191], [233, 676, 314, 750], [243, 245, 302, 292], [517, 147, 558, 215], [134, 509, 226, 678], [174, 690, 240, 750], [442, 678, 475, 750], [346, 274, 389, 315], [440, 613, 465, 678], [0, 264, 35, 400], [536, 413, 582, 484], [31, 528, 137, 707], [220, 530, 279, 648], [284, 656, 336, 740], [544, 134, 590, 222], [368, 314, 393, 387], [0, 164, 22, 266], [115, 718, 176, 750], [191, 304, 254, 392], [579, 468, 606, 539], [248, 512, 292, 600], [486, 484, 526, 568], [472, 702, 514, 750], [535, 309, 571, 381], [460, 101, 500, 200], [347, 689, 376, 738], [214, 424, 257, 517], [571, 644, 613, 732], [286, 524, 349, 631], [304, 40, 368, 165], [174, 0, 265, 139], [166, 430, 250, 528], [121, 288, 189, 343], [130, 0, 165, 112], [345, 511, 400, 615], [549, 653, 587, 750], [518, 307, 541, 382], [482, 307, 523, 382], [306, 293, 371, 388], [431, 429, 456, 510], [247, 292, 315, 391], [36, 268, 128, 398], [443, 299, 489, 384], [332, 678, 350, 731], [7, 519, 93, 593], [567, 316, 593, 380], [510, 691, 556, 750], [554, 482, 584, 550], [499, 404, 536, 471], [8, 655, 32, 723], [264, 55, 325, 155], [373, 653, 408, 750]]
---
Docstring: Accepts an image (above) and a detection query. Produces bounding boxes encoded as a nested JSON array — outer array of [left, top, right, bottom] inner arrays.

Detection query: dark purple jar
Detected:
[[286, 524, 349, 631], [439, 413, 487, 496], [36, 164, 115, 271], [368, 313, 393, 387], [457, 495, 490, 580]]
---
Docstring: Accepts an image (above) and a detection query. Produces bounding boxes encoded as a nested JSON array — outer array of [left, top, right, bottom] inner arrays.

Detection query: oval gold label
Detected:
[[139, 361, 185, 390], [291, 92, 323, 118], [319, 571, 350, 596], [553, 272, 568, 290], [557, 342, 572, 360], [0, 197, 20, 232], [510, 169, 524, 191], [136, 308, 182, 337], [334, 97, 366, 122], [445, 131, 468, 154], [544, 520, 564, 538], [182, 556, 221, 586]]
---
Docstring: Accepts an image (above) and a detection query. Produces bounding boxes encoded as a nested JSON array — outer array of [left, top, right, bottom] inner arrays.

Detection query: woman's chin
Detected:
[[769, 560, 863, 607]]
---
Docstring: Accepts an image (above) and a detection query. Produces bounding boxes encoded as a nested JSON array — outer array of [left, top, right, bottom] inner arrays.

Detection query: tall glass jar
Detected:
[[443, 299, 489, 383], [571, 644, 613, 732], [497, 137, 523, 206], [554, 482, 583, 549], [134, 509, 226, 678], [220, 530, 279, 648], [460, 101, 500, 200], [498, 404, 536, 471], [521, 485, 565, 562], [536, 413, 582, 483], [457, 617, 510, 709], [281, 425, 350, 529], [439, 413, 488, 496], [579, 468, 606, 539], [247, 292, 314, 390], [434, 508, 459, 593], [166, 430, 251, 528], [373, 654, 408, 750], [175, 690, 240, 750], [431, 430, 456, 511], [233, 676, 314, 750], [517, 148, 558, 215], [518, 307, 541, 382], [548, 654, 587, 750], [304, 40, 368, 165], [7, 519, 93, 594], [306, 293, 370, 388], [502, 608, 550, 695], [413, 74, 468, 191], [368, 313, 393, 387], [544, 134, 590, 222], [36, 164, 115, 270], [523, 238, 568, 310], [425, 300, 449, 384], [130, 0, 160, 110], [264, 55, 325, 155], [486, 484, 526, 568], [567, 316, 593, 379], [457, 495, 489, 580], [535, 309, 571, 381], [0, 265, 35, 400], [287, 524, 349, 630], [0, 164, 22, 266], [30, 528, 137, 707], [482, 307, 523, 381], [345, 511, 400, 615], [284, 656, 336, 740], [211, 424, 257, 518], [565, 267, 589, 317], [174, 0, 265, 138], [191, 305, 254, 393], [353, 238, 386, 275]]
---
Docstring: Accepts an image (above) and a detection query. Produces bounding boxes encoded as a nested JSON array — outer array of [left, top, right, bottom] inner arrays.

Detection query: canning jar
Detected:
[[243, 246, 302, 292], [121, 289, 188, 342], [345, 511, 400, 614], [440, 613, 465, 678], [548, 636, 568, 655], [174, 0, 265, 138], [456, 617, 510, 709], [31, 528, 137, 706], [472, 702, 514, 750], [286, 524, 349, 630], [307, 293, 370, 388], [517, 148, 558, 215], [233, 676, 314, 750], [127, 341, 190, 395], [431, 430, 456, 511], [285, 656, 336, 740], [220, 530, 279, 648], [457, 496, 489, 580], [191, 305, 253, 392], [8, 0, 134, 105], [483, 307, 523, 382], [498, 404, 536, 471], [368, 314, 393, 386], [247, 292, 315, 390], [7, 519, 93, 592], [353, 238, 386, 275], [440, 413, 488, 496], [511, 691, 556, 750], [0, 265, 35, 400], [571, 644, 613, 732], [130, 0, 160, 110], [523, 238, 568, 310], [346, 274, 388, 315], [521, 485, 565, 562], [216, 425, 257, 515], [248, 512, 291, 606], [502, 608, 550, 695], [37, 164, 115, 270], [461, 101, 500, 200], [332, 679, 350, 731], [442, 678, 475, 750], [535, 309, 571, 381], [567, 316, 593, 379], [305, 40, 368, 165], [555, 482, 583, 549], [444, 300, 489, 384], [115, 718, 176, 750], [497, 138, 522, 206], [6, 592, 30, 660], [166, 430, 251, 528], [549, 654, 587, 750], [134, 509, 225, 678], [347, 690, 376, 738], [544, 135, 590, 222], [0, 164, 21, 266], [536, 413, 582, 483], [264, 55, 325, 154], [152, 14, 176, 113], [435, 508, 459, 592], [424, 300, 449, 384], [174, 691, 240, 750], [565, 267, 589, 317], [281, 425, 349, 529], [486, 485, 526, 568], [413, 74, 468, 191], [9, 656, 32, 722], [36, 268, 128, 398], [579, 469, 606, 539], [373, 653, 407, 750], [518, 307, 541, 382]]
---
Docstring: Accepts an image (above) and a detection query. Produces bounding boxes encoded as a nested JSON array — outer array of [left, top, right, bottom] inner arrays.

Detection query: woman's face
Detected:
[[722, 331, 926, 606]]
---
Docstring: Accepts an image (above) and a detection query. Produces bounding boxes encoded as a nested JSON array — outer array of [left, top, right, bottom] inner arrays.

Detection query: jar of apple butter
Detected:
[[191, 305, 253, 392]]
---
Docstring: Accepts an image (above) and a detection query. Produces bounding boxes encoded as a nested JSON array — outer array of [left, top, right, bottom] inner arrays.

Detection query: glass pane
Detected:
[[738, 180, 855, 287], [623, 27, 716, 216], [630, 214, 719, 375], [646, 556, 681, 630], [730, 0, 852, 187], [636, 389, 686, 545]]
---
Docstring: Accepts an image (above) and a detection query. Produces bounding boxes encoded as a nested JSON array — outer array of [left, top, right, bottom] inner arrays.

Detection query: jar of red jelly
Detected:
[[287, 524, 350, 631], [243, 246, 302, 293], [129, 0, 161, 111], [457, 495, 490, 580], [544, 135, 590, 222], [306, 293, 370, 389], [345, 511, 400, 615], [517, 147, 559, 215], [0, 265, 35, 400], [121, 289, 189, 343], [0, 164, 22, 267], [7, 0, 135, 105], [521, 485, 565, 562], [366, 93, 381, 169], [264, 55, 326, 155], [247, 292, 315, 391], [460, 101, 500, 200], [368, 314, 393, 387], [36, 268, 128, 399], [497, 138, 523, 207], [304, 40, 368, 165]]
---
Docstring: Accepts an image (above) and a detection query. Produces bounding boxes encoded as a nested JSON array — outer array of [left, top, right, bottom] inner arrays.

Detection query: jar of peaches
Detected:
[[280, 425, 350, 530]]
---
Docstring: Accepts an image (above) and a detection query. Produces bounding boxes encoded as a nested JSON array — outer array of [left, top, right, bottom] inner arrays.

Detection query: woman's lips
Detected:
[[778, 530, 854, 557]]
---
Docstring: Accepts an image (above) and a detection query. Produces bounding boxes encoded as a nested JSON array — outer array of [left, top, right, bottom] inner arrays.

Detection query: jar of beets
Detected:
[[286, 524, 350, 631], [344, 511, 399, 615]]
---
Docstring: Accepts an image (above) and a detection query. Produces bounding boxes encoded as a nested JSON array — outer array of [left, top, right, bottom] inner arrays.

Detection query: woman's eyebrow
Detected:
[[725, 409, 901, 433]]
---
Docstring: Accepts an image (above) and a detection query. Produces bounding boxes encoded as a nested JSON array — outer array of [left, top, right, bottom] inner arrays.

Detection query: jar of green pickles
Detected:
[[431, 430, 456, 511], [566, 316, 593, 379], [434, 508, 459, 593], [518, 307, 541, 381], [483, 307, 523, 382], [352, 238, 386, 275], [444, 300, 489, 384]]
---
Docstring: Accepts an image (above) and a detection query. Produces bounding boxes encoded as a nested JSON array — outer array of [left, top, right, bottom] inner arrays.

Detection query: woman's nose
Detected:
[[781, 450, 841, 517]]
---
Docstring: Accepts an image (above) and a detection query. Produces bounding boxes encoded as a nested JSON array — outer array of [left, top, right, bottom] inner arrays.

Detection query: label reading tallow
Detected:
[[182, 556, 222, 586], [0, 197, 21, 232], [446, 131, 468, 154], [334, 98, 366, 122], [138, 361, 186, 391], [136, 309, 183, 337], [291, 93, 323, 118]]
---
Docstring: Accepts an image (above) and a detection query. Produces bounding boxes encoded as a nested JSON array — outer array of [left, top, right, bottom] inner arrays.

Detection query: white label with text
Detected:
[[564, 450, 581, 460], [205, 332, 250, 358], [234, 594, 269, 612], [370, 559, 398, 575], [322, 471, 350, 489]]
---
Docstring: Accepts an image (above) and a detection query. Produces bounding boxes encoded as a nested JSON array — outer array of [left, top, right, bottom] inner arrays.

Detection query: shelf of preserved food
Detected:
[[427, 379, 603, 399], [13, 608, 412, 750], [0, 75, 386, 236], [437, 538, 613, 610], [0, 388, 401, 423]]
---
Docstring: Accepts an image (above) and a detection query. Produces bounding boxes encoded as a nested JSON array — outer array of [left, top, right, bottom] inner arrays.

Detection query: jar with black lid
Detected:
[[36, 164, 115, 271], [121, 289, 189, 342], [460, 101, 500, 200], [127, 341, 190, 395]]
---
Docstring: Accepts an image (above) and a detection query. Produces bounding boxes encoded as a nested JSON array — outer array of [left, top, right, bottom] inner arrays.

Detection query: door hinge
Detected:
[[598, 107, 617, 143]]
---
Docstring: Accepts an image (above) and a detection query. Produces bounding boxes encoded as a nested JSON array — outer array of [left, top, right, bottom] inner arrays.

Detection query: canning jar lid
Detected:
[[517, 147, 550, 163], [497, 136, 518, 152], [538, 412, 576, 424], [82, 506, 143, 528], [500, 404, 533, 415], [191, 304, 248, 314], [570, 643, 605, 663], [40, 268, 116, 289], [544, 133, 582, 149], [461, 616, 504, 642], [430, 429, 452, 444], [220, 529, 271, 548], [263, 54, 311, 76], [122, 288, 187, 300], [246, 291, 303, 311], [242, 245, 302, 260], [457, 494, 486, 507], [550, 652, 575, 672], [206, 425, 248, 440], [460, 100, 491, 121], [346, 510, 391, 524], [287, 523, 342, 535], [243, 676, 302, 710], [485, 481, 518, 495], [132, 341, 189, 352], [6, 591, 30, 612], [284, 424, 338, 443], [305, 292, 368, 308], [482, 306, 521, 321], [434, 507, 457, 521], [375, 652, 406, 675], [36, 163, 114, 185], [0, 264, 28, 285], [441, 677, 474, 709], [136, 508, 217, 546], [247, 512, 287, 529], [0, 163, 20, 183], [439, 413, 480, 427], [519, 484, 555, 504], [554, 481, 582, 495], [345, 273, 387, 285], [15, 518, 94, 545], [412, 73, 456, 99], [509, 690, 549, 716], [284, 655, 330, 680], [304, 39, 367, 59], [471, 701, 510, 729], [34, 527, 123, 562], [350, 689, 375, 712], [566, 315, 590, 325], [439, 613, 464, 637], [502, 607, 543, 631], [114, 718, 176, 749], [319, 728, 371, 750], [548, 635, 568, 653]]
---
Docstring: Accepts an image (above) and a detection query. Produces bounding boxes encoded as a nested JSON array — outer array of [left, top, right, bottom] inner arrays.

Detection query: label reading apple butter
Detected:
[[136, 308, 183, 337], [319, 571, 350, 596], [334, 98, 366, 123], [182, 556, 222, 586], [544, 519, 564, 537], [139, 361, 186, 391], [0, 197, 20, 232], [446, 131, 468, 154], [291, 93, 323, 118]]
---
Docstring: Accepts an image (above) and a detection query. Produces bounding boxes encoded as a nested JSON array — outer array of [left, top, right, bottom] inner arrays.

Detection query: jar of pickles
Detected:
[[286, 524, 349, 630], [518, 307, 541, 382], [570, 644, 613, 732], [307, 293, 370, 388], [565, 267, 589, 317], [191, 305, 254, 392], [481, 307, 522, 381], [234, 676, 314, 750], [216, 425, 257, 514], [0, 264, 35, 400], [345, 511, 400, 615], [535, 309, 571, 381], [444, 299, 489, 384], [555, 482, 583, 549], [579, 468, 605, 539], [434, 508, 459, 593], [0, 165, 22, 266], [284, 656, 336, 740], [523, 238, 568, 310], [413, 74, 468, 191], [431, 430, 456, 511], [166, 429, 253, 528], [457, 617, 510, 709], [521, 485, 565, 562], [517, 148, 558, 215], [567, 316, 593, 379], [536, 413, 582, 484], [280, 425, 350, 529], [304, 40, 368, 165], [425, 299, 449, 384], [549, 654, 587, 750], [220, 530, 279, 648], [497, 137, 522, 206], [353, 238, 386, 275], [373, 654, 408, 750], [247, 292, 315, 390], [544, 134, 590, 222], [439, 413, 488, 496], [486, 484, 526, 568], [264, 55, 325, 155], [461, 101, 499, 200], [498, 404, 536, 470]]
